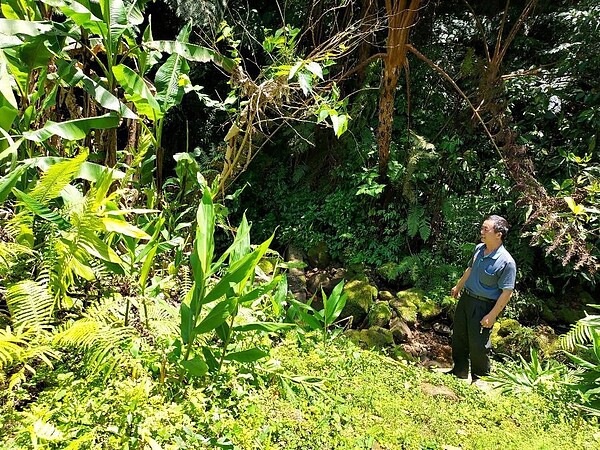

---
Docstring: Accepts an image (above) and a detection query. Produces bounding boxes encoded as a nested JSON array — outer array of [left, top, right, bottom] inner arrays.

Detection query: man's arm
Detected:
[[451, 267, 471, 298], [480, 289, 513, 328]]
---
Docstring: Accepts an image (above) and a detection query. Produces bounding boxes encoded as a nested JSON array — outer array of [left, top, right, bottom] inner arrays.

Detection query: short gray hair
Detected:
[[487, 215, 509, 241]]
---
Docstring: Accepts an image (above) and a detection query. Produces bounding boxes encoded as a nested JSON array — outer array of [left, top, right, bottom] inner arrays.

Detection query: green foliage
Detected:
[[562, 313, 600, 415], [177, 181, 285, 380], [287, 280, 348, 339]]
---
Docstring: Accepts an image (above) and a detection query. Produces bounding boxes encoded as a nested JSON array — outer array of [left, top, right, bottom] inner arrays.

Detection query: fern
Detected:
[[29, 151, 88, 204], [560, 314, 600, 351], [53, 297, 136, 377], [5, 280, 54, 328], [0, 326, 58, 387]]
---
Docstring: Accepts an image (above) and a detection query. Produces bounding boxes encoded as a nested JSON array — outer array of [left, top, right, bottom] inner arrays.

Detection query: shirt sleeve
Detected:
[[498, 260, 517, 290]]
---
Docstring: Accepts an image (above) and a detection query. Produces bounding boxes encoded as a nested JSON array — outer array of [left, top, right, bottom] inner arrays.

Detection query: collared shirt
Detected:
[[464, 243, 516, 301]]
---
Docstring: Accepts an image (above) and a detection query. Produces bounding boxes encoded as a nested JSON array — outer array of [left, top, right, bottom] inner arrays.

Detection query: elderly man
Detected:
[[448, 215, 517, 382]]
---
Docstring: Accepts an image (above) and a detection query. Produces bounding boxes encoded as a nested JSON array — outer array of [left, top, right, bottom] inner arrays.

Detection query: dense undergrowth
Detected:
[[1, 332, 598, 450]]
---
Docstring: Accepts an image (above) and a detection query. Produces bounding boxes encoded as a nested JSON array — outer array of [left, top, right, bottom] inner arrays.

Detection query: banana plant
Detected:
[[177, 182, 293, 380]]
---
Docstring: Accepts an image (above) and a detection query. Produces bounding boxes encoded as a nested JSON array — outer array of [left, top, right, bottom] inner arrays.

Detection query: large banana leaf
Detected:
[[145, 40, 236, 73], [154, 23, 191, 112], [0, 51, 18, 132], [41, 0, 106, 37], [154, 52, 189, 113], [0, 19, 53, 48], [22, 113, 120, 142], [58, 61, 137, 119], [27, 157, 125, 181], [113, 64, 162, 119]]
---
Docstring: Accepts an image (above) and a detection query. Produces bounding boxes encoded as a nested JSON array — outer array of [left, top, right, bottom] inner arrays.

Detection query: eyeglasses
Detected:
[[481, 226, 494, 233]]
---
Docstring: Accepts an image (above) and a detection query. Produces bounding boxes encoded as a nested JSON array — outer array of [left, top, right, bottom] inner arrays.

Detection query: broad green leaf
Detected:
[[181, 356, 208, 377], [330, 113, 348, 138], [101, 217, 151, 240], [324, 280, 347, 326], [288, 61, 303, 80], [232, 322, 296, 332], [193, 299, 235, 335], [224, 348, 269, 363], [298, 71, 312, 96], [79, 231, 122, 264], [0, 51, 18, 131], [27, 157, 126, 181], [194, 187, 215, 278], [13, 188, 71, 230], [230, 214, 251, 264], [58, 61, 136, 119], [0, 19, 53, 47], [202, 235, 273, 305], [139, 243, 158, 295], [145, 40, 236, 73], [202, 347, 219, 372], [71, 252, 96, 281], [23, 113, 120, 143], [154, 52, 188, 112], [0, 162, 30, 202], [113, 64, 162, 119], [238, 276, 281, 305], [43, 0, 106, 37]]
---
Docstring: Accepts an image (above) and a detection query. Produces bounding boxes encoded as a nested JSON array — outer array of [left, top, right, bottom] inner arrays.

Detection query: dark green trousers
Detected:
[[451, 293, 495, 379]]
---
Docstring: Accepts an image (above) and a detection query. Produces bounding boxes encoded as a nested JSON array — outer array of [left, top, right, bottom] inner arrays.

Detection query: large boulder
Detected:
[[306, 241, 331, 269], [391, 288, 441, 323], [366, 302, 393, 328], [389, 317, 412, 343], [345, 326, 394, 349], [390, 296, 418, 325], [340, 279, 377, 324]]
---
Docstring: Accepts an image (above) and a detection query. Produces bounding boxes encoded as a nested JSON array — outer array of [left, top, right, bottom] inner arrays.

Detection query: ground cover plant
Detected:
[[1, 0, 599, 449]]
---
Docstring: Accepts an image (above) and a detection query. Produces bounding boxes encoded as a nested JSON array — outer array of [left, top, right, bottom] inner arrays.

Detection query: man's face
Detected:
[[480, 220, 501, 244]]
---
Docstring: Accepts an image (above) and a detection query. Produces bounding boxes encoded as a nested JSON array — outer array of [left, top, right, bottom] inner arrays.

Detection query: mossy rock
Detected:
[[307, 241, 331, 269], [540, 303, 557, 323], [491, 319, 538, 360], [341, 279, 377, 323], [390, 297, 418, 325], [418, 296, 442, 320], [391, 288, 441, 323], [378, 290, 395, 302], [345, 327, 394, 349], [555, 307, 586, 324], [366, 302, 393, 328]]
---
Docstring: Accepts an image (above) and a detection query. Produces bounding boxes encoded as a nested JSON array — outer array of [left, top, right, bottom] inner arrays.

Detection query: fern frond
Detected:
[[53, 319, 135, 376], [29, 151, 88, 204], [5, 280, 54, 328], [136, 297, 179, 338], [0, 241, 35, 273], [0, 327, 27, 370], [0, 326, 56, 374], [559, 314, 600, 351]]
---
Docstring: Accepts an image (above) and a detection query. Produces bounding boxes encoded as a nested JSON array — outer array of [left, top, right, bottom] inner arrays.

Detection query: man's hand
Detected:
[[480, 314, 496, 329], [451, 285, 461, 298]]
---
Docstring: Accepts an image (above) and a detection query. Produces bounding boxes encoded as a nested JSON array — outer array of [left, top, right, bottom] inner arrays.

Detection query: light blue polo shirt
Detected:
[[464, 243, 516, 301]]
